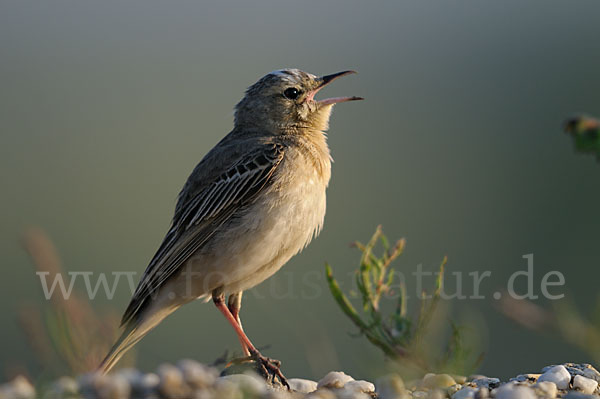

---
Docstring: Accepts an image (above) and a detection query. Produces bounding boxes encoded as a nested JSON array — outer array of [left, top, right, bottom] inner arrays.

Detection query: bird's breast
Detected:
[[270, 149, 329, 245], [183, 144, 331, 295]]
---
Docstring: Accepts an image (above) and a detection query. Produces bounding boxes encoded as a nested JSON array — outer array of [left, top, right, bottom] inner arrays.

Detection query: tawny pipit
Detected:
[[100, 69, 362, 384]]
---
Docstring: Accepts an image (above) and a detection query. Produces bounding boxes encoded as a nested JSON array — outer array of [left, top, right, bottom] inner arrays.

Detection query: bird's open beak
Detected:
[[307, 70, 363, 105]]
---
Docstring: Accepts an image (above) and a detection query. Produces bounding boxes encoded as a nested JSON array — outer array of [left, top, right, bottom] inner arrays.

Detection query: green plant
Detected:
[[564, 114, 600, 160], [326, 226, 480, 375]]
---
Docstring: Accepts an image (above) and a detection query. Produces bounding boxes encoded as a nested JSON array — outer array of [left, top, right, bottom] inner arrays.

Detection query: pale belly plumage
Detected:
[[215, 173, 327, 294], [163, 148, 330, 301]]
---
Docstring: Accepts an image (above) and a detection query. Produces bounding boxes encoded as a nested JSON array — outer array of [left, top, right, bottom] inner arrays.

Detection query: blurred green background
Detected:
[[2, 0, 600, 382]]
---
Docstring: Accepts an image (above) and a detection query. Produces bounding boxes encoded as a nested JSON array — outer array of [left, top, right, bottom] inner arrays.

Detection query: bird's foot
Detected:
[[249, 349, 289, 390]]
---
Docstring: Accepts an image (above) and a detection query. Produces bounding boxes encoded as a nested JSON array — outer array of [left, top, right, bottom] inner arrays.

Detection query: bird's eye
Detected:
[[283, 87, 301, 100]]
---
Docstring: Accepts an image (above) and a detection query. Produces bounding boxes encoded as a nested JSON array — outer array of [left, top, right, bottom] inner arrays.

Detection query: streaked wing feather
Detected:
[[121, 143, 285, 325]]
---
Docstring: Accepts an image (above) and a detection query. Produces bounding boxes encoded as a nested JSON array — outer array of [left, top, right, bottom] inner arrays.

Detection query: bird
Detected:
[[99, 68, 362, 385]]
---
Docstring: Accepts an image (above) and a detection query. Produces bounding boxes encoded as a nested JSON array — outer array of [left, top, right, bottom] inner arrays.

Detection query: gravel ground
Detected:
[[1, 361, 599, 399]]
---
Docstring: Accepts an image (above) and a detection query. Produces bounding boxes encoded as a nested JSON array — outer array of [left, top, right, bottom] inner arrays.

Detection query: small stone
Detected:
[[177, 359, 218, 389], [582, 367, 600, 383], [116, 368, 150, 396], [563, 392, 597, 399], [139, 373, 160, 391], [45, 376, 79, 398], [263, 390, 294, 399], [213, 376, 243, 399], [0, 376, 36, 399], [218, 373, 267, 395], [413, 390, 428, 399], [538, 365, 571, 390], [472, 377, 500, 389], [447, 384, 462, 396], [345, 380, 375, 393], [375, 374, 406, 399], [95, 374, 131, 399], [427, 389, 446, 399], [494, 383, 536, 399], [336, 388, 371, 399], [534, 381, 557, 398], [474, 388, 489, 399], [400, 389, 413, 399], [157, 363, 190, 399], [288, 378, 318, 393], [422, 374, 457, 389], [75, 372, 97, 395], [306, 388, 337, 399], [452, 387, 477, 399], [468, 375, 488, 382], [573, 375, 598, 394], [452, 375, 467, 385], [114, 368, 142, 383], [193, 390, 217, 399], [547, 364, 600, 383], [510, 374, 540, 383], [317, 371, 354, 389]]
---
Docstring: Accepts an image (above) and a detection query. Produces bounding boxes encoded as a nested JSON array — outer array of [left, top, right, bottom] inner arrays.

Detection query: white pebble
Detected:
[[95, 374, 131, 399], [495, 384, 536, 399], [213, 377, 243, 398], [345, 380, 375, 393], [421, 373, 457, 389], [375, 374, 406, 399], [157, 363, 189, 398], [45, 376, 78, 399], [511, 374, 540, 383], [582, 368, 600, 382], [534, 381, 557, 398], [0, 376, 36, 399], [452, 387, 477, 399], [114, 368, 142, 384], [538, 365, 571, 390], [317, 371, 354, 389], [306, 388, 337, 399], [218, 373, 267, 395], [472, 377, 500, 389], [177, 359, 218, 389], [468, 375, 488, 381], [337, 388, 371, 399], [193, 390, 216, 399], [428, 389, 447, 399], [288, 378, 318, 393], [139, 373, 160, 391], [475, 388, 489, 398], [573, 375, 598, 394]]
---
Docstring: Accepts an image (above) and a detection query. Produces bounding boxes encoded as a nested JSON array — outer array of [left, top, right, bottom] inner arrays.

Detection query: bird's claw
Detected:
[[250, 349, 289, 390]]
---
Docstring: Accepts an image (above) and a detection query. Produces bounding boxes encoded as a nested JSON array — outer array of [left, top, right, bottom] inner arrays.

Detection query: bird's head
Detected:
[[234, 69, 362, 133]]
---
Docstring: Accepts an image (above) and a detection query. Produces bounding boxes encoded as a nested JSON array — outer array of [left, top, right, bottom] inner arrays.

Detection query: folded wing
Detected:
[[121, 143, 285, 325]]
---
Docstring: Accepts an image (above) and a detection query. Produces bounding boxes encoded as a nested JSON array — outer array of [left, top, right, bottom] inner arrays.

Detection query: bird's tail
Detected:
[[98, 323, 143, 374], [98, 305, 175, 374]]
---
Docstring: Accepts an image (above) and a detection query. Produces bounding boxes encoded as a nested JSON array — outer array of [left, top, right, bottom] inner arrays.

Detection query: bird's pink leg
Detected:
[[227, 292, 251, 356], [213, 293, 257, 352], [213, 291, 289, 388]]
